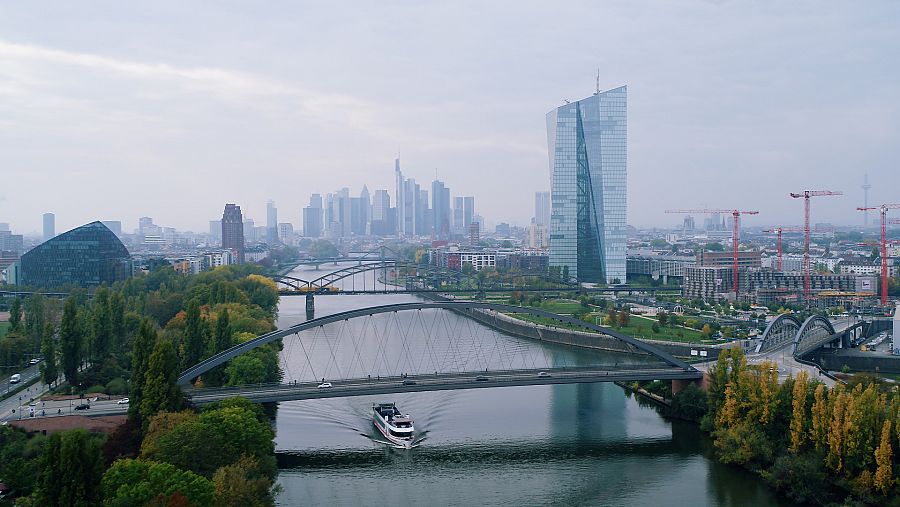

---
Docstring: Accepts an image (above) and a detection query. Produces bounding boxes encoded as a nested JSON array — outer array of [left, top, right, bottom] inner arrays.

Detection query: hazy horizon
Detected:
[[2, 1, 898, 235]]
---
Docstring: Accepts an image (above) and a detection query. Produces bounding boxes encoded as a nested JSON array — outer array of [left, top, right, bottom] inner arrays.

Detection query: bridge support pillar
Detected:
[[672, 374, 708, 396], [305, 293, 315, 313]]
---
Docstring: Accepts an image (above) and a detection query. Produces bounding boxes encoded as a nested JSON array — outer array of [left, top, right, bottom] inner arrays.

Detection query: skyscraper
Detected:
[[42, 213, 55, 242], [546, 85, 627, 284], [266, 200, 278, 244], [303, 194, 324, 238], [371, 189, 392, 236], [534, 192, 550, 226], [222, 203, 245, 264], [431, 180, 450, 238]]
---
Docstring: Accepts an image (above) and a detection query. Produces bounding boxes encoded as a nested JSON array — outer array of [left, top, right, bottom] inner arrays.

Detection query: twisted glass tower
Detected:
[[546, 86, 626, 284]]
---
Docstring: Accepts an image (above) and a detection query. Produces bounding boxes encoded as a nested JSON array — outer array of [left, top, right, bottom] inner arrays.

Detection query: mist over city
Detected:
[[1, 3, 899, 507]]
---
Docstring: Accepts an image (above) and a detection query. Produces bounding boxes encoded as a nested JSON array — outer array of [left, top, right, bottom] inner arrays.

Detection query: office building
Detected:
[[303, 194, 324, 238], [266, 200, 278, 244], [278, 223, 294, 245], [432, 180, 451, 239], [208, 220, 222, 241], [534, 191, 550, 226], [222, 203, 245, 264], [42, 213, 55, 242], [547, 85, 627, 284], [18, 221, 131, 288], [102, 221, 123, 237], [0, 230, 24, 255]]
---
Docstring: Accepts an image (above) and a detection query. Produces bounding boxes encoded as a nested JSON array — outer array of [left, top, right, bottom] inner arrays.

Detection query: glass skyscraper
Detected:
[[546, 86, 626, 284], [20, 221, 131, 288]]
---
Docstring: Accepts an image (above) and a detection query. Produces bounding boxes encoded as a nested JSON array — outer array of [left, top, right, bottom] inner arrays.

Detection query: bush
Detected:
[[841, 364, 851, 374], [652, 323, 660, 333], [86, 384, 106, 394], [669, 384, 708, 422], [762, 453, 834, 505], [105, 377, 128, 395]]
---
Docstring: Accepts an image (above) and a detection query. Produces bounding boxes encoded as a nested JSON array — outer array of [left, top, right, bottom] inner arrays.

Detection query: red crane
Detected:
[[856, 204, 900, 306], [666, 209, 759, 294], [789, 190, 843, 301], [762, 226, 804, 271]]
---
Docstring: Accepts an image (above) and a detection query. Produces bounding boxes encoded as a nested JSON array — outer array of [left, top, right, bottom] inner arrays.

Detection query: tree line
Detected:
[[0, 264, 283, 505]]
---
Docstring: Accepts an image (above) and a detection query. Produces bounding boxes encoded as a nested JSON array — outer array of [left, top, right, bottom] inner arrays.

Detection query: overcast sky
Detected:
[[1, 1, 898, 235]]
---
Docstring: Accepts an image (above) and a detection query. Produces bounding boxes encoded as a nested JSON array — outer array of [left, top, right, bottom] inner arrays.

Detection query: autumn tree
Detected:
[[789, 370, 810, 454], [874, 419, 893, 495]]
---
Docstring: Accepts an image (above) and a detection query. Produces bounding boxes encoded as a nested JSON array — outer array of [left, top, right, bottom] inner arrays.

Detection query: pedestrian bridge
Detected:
[[179, 301, 701, 403]]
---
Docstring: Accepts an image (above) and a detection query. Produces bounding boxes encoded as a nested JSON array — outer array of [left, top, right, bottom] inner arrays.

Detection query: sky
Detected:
[[1, 1, 898, 235]]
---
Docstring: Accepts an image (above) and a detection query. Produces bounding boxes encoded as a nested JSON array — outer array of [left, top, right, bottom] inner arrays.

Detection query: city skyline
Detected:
[[1, 2, 899, 234]]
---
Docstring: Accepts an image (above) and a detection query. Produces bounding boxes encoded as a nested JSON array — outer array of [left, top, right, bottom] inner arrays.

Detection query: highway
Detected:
[[184, 366, 702, 405]]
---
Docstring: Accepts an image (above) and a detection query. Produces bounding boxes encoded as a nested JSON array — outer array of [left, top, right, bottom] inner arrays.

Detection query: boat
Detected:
[[373, 403, 415, 448]]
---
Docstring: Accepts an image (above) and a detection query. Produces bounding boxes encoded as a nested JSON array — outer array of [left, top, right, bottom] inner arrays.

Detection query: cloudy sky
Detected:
[[1, 1, 898, 235]]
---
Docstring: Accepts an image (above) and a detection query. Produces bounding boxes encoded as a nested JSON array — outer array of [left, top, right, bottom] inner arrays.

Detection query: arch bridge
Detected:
[[179, 301, 701, 404], [756, 313, 840, 357]]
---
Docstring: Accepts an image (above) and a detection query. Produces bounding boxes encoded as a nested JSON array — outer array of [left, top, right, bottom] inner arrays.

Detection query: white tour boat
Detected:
[[373, 402, 415, 448]]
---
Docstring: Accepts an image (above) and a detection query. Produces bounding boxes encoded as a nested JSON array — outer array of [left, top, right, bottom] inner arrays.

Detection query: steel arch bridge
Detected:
[[756, 314, 803, 353], [270, 260, 579, 293], [178, 302, 699, 403], [792, 315, 837, 357]]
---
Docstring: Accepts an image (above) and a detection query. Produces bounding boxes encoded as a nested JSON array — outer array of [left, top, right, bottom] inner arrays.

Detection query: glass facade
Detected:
[[20, 221, 131, 288], [547, 86, 626, 284]]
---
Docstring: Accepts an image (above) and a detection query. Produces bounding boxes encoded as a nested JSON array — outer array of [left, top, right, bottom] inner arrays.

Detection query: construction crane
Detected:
[[762, 226, 804, 271], [856, 204, 900, 306], [789, 190, 843, 301], [666, 209, 759, 294]]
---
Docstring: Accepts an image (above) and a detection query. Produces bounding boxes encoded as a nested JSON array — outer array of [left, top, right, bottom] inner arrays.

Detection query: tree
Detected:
[[182, 300, 204, 372], [205, 308, 232, 387], [617, 309, 630, 328], [789, 370, 809, 454], [704, 242, 725, 252], [59, 297, 82, 386], [874, 419, 893, 495], [212, 455, 274, 507], [606, 307, 618, 327], [9, 297, 22, 332], [308, 239, 338, 259], [129, 319, 157, 420], [140, 340, 184, 423], [34, 429, 106, 506], [92, 287, 112, 361], [24, 294, 46, 348], [109, 291, 126, 351], [701, 323, 712, 336], [101, 458, 215, 507], [657, 311, 668, 327], [40, 322, 59, 387]]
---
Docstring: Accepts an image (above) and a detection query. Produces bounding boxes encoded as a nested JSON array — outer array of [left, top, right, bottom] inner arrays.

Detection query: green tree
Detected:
[[129, 319, 157, 420], [308, 239, 338, 259], [657, 311, 668, 326], [40, 322, 59, 386], [109, 291, 126, 351], [212, 455, 275, 507], [9, 296, 22, 332], [139, 340, 184, 423], [92, 287, 112, 361], [34, 429, 105, 507], [205, 308, 232, 387], [182, 299, 205, 372], [59, 297, 82, 386], [24, 293, 46, 348], [101, 458, 215, 507]]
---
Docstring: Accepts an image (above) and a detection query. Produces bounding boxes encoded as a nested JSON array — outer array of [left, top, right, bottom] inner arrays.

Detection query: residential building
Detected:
[[547, 85, 627, 284], [528, 223, 549, 249], [222, 203, 245, 264]]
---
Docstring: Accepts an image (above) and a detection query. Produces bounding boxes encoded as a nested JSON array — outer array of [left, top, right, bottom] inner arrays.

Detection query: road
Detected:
[[184, 366, 702, 405]]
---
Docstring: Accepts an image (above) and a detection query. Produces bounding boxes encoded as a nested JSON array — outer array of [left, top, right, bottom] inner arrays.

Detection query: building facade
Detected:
[[547, 86, 627, 284], [42, 213, 55, 242], [222, 203, 245, 264], [19, 221, 131, 288]]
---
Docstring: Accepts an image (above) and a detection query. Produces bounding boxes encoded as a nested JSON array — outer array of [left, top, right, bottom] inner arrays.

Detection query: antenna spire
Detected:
[[595, 68, 600, 94]]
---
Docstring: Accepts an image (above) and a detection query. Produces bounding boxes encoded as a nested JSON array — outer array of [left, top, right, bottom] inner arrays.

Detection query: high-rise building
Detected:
[[42, 213, 55, 242], [326, 188, 351, 238], [222, 203, 245, 264], [371, 189, 393, 236], [463, 197, 475, 234], [432, 180, 451, 239], [534, 192, 550, 226], [208, 220, 221, 241], [303, 194, 324, 238], [395, 158, 404, 236], [266, 200, 278, 244], [278, 223, 294, 245], [468, 221, 480, 246], [547, 85, 627, 284], [101, 221, 123, 237], [243, 218, 256, 244]]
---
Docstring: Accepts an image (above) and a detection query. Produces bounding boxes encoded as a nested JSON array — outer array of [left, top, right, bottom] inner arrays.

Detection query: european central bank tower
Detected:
[[546, 86, 626, 285]]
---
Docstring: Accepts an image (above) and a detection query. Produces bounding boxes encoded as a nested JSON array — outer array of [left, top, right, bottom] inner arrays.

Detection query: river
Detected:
[[272, 263, 790, 506]]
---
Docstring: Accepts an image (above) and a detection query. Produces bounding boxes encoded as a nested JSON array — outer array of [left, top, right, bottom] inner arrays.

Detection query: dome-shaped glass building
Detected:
[[20, 221, 131, 288]]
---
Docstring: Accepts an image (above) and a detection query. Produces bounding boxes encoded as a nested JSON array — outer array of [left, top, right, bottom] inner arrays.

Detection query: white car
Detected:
[[117, 398, 129, 405], [538, 371, 551, 378], [29, 359, 39, 365], [317, 382, 333, 389]]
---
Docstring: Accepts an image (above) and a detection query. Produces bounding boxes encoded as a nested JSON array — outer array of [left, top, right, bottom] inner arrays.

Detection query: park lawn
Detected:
[[505, 311, 718, 345], [0, 321, 8, 337]]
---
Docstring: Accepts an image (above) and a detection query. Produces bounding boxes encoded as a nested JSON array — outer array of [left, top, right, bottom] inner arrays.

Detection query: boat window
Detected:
[[390, 429, 411, 438]]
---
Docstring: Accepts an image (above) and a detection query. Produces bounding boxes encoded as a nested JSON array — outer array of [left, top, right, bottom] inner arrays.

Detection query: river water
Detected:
[[272, 263, 789, 506]]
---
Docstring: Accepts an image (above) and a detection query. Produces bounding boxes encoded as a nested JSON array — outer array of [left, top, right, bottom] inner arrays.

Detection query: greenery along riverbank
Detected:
[[0, 265, 283, 506], [659, 348, 900, 506]]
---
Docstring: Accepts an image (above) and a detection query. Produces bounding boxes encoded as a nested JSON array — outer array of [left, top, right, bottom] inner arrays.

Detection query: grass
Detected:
[[0, 321, 8, 338]]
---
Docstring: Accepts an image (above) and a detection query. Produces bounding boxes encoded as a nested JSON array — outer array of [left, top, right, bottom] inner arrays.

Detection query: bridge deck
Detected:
[[184, 366, 701, 404]]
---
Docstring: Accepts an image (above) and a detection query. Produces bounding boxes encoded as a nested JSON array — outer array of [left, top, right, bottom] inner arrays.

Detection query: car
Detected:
[[74, 404, 90, 411], [29, 359, 39, 365], [475, 375, 490, 382], [537, 371, 551, 378], [117, 398, 129, 405], [9, 374, 21, 384], [317, 382, 333, 389], [402, 379, 417, 385], [28, 402, 37, 407]]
